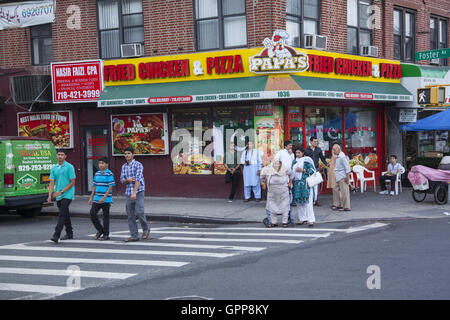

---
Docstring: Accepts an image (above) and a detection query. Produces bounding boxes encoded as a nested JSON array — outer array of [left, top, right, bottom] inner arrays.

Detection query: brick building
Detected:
[[0, 0, 449, 198]]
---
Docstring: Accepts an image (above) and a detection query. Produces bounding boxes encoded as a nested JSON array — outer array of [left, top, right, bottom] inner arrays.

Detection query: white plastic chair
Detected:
[[348, 172, 356, 188], [352, 165, 376, 193], [381, 166, 405, 195]]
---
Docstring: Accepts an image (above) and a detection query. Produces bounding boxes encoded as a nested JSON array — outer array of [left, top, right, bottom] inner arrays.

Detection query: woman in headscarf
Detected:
[[260, 159, 293, 228], [292, 147, 316, 227]]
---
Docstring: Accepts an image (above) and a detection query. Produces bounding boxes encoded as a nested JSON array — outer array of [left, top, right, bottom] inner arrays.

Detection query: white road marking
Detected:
[[0, 255, 188, 267], [160, 236, 305, 244], [152, 227, 350, 232], [345, 223, 388, 233], [0, 283, 79, 295], [0, 244, 237, 258], [50, 239, 266, 252], [0, 267, 136, 279], [147, 230, 332, 238]]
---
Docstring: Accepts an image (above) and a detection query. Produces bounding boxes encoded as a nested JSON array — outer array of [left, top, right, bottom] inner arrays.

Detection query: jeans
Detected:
[[125, 191, 149, 239], [90, 202, 111, 236], [54, 198, 73, 237], [228, 172, 240, 200], [380, 175, 396, 191]]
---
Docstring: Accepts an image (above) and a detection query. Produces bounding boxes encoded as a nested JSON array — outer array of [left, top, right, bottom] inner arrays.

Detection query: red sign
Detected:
[[51, 60, 103, 103], [344, 92, 374, 100], [17, 111, 73, 148]]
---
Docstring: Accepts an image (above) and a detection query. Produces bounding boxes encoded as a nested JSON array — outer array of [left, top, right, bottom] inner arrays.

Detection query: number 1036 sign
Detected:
[[51, 60, 103, 103]]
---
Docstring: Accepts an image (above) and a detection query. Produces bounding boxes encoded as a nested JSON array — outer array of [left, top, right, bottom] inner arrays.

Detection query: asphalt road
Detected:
[[0, 214, 448, 300]]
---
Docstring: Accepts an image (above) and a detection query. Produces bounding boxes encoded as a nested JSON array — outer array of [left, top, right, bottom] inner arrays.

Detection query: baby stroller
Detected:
[[408, 157, 450, 205]]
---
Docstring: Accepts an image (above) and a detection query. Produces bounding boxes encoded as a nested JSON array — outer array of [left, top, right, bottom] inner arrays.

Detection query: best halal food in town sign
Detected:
[[101, 31, 404, 105]]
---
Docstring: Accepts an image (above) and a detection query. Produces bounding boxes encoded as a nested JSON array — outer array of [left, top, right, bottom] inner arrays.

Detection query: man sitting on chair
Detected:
[[379, 155, 402, 196]]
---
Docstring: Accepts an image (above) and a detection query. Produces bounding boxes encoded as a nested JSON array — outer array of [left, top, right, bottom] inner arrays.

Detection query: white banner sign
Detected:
[[0, 1, 54, 30]]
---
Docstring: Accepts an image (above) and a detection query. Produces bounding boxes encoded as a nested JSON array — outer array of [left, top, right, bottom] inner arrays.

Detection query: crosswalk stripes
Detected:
[[0, 222, 387, 299]]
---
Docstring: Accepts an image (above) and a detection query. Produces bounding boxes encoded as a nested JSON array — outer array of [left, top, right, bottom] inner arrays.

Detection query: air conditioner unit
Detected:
[[120, 43, 143, 58], [10, 75, 51, 104], [430, 58, 440, 65], [360, 45, 379, 57], [304, 34, 327, 50]]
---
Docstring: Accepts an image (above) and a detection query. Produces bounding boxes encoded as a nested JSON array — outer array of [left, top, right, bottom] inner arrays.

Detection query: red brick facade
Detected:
[[0, 0, 448, 68]]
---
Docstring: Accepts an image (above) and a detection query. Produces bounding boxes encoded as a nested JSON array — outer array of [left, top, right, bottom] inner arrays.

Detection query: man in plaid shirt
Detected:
[[120, 147, 149, 242]]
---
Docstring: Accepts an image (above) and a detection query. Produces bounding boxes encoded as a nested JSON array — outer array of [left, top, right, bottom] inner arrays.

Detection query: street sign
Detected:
[[417, 88, 431, 104], [399, 109, 417, 123], [415, 48, 450, 61]]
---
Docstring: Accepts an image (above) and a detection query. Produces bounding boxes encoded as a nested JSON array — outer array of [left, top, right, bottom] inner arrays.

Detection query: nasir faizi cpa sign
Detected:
[[0, 0, 54, 30]]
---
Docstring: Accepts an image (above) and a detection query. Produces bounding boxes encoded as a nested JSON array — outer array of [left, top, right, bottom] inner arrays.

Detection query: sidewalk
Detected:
[[41, 188, 450, 224]]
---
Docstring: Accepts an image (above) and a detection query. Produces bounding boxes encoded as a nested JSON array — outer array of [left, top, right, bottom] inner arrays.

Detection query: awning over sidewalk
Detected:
[[400, 108, 450, 131], [98, 75, 413, 107]]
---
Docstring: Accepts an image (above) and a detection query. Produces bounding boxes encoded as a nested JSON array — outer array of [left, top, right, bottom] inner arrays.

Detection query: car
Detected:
[[0, 136, 58, 217]]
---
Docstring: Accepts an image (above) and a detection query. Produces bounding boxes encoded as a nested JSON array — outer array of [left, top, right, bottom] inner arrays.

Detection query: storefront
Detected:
[[398, 64, 450, 171], [13, 32, 413, 198]]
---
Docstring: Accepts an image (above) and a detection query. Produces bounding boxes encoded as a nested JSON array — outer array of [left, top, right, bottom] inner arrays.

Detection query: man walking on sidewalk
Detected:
[[120, 147, 149, 242], [331, 143, 351, 212], [89, 157, 115, 241], [48, 149, 76, 243], [305, 136, 326, 206]]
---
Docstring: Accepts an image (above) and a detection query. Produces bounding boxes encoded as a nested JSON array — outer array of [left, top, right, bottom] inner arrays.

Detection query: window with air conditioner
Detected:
[[286, 0, 320, 48], [98, 0, 144, 59], [347, 0, 373, 55]]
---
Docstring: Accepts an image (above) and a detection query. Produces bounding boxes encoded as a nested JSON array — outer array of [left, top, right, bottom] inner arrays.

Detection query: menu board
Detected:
[[254, 105, 283, 163], [111, 113, 168, 156], [17, 111, 73, 148]]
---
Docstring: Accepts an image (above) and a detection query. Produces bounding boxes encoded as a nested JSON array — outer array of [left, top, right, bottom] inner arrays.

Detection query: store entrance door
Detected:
[[84, 126, 109, 194]]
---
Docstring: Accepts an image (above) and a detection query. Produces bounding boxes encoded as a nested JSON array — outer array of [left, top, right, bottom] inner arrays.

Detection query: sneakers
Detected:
[[50, 234, 59, 243], [390, 191, 395, 196], [379, 190, 389, 195]]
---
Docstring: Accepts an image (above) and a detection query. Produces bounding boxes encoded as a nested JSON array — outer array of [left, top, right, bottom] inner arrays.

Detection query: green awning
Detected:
[[98, 75, 413, 107]]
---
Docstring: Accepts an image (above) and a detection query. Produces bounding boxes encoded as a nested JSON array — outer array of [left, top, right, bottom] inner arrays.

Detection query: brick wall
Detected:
[[0, 0, 449, 67]]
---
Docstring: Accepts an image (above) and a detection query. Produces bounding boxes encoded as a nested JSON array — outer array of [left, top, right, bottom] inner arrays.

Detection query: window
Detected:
[[31, 24, 53, 65], [286, 0, 320, 47], [305, 106, 342, 158], [97, 0, 144, 59], [344, 107, 378, 169], [393, 7, 415, 62], [194, 0, 247, 51], [347, 0, 373, 55], [430, 16, 448, 66]]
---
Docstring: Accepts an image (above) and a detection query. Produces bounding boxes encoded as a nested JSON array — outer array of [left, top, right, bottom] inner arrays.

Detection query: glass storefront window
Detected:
[[172, 109, 212, 175], [344, 107, 378, 169], [305, 106, 342, 158], [212, 107, 253, 174]]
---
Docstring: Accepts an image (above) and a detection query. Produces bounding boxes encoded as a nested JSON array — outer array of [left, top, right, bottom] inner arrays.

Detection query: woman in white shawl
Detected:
[[260, 159, 293, 228], [292, 147, 316, 227]]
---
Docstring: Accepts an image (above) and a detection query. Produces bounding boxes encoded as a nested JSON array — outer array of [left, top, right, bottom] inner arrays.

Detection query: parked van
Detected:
[[0, 137, 57, 217]]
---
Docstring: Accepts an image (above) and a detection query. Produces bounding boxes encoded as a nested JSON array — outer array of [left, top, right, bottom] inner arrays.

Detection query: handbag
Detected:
[[306, 171, 323, 188], [225, 171, 232, 183]]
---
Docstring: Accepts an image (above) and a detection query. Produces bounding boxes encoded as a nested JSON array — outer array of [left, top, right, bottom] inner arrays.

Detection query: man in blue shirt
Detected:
[[120, 147, 149, 242], [379, 155, 403, 196], [89, 157, 115, 241], [48, 149, 76, 243]]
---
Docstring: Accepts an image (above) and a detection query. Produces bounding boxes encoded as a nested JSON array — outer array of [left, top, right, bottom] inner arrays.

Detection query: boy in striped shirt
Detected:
[[89, 157, 115, 240]]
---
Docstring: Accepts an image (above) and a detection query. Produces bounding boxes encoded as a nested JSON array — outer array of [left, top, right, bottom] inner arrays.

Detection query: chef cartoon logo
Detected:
[[249, 30, 309, 74]]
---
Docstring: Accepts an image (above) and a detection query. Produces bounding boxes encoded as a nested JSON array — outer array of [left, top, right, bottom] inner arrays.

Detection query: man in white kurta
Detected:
[[240, 142, 262, 201]]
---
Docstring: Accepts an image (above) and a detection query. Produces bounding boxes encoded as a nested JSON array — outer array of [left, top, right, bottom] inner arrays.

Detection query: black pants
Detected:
[[229, 172, 241, 200], [54, 199, 73, 237], [380, 175, 396, 191], [90, 203, 111, 236]]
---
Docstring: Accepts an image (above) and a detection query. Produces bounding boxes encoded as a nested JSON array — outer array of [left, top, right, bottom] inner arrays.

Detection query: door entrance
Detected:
[[84, 126, 109, 194]]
